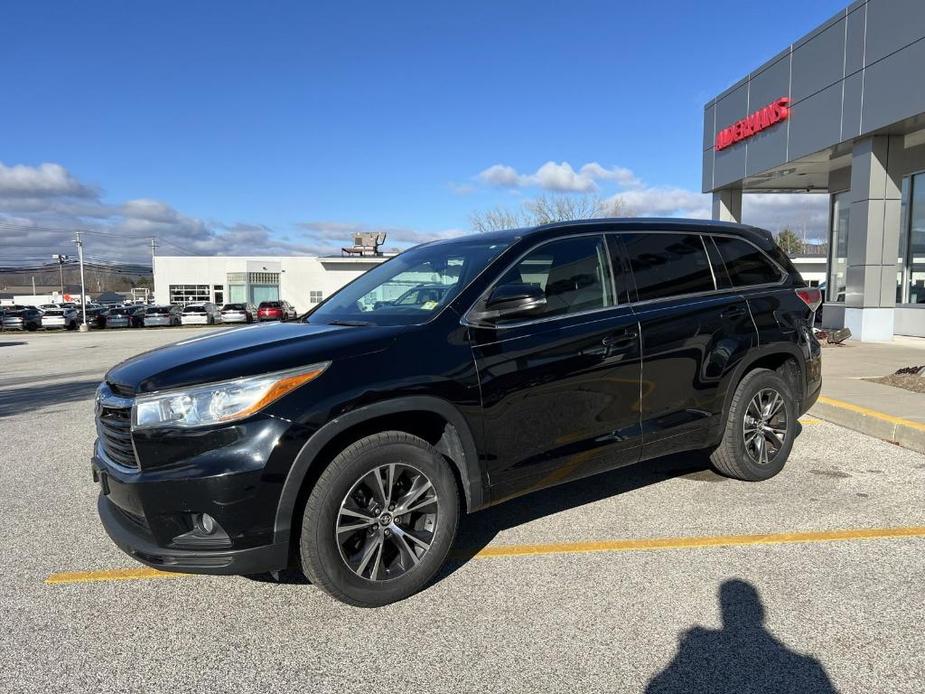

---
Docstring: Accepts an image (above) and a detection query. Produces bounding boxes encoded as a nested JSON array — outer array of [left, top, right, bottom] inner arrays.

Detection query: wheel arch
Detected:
[[723, 345, 806, 422], [273, 396, 484, 547]]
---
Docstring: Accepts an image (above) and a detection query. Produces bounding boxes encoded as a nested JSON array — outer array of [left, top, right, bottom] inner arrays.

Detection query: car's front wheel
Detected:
[[711, 368, 796, 481], [300, 431, 459, 607]]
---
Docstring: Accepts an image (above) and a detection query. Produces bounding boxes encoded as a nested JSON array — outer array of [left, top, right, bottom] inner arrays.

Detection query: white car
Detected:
[[180, 303, 222, 325], [39, 306, 79, 330]]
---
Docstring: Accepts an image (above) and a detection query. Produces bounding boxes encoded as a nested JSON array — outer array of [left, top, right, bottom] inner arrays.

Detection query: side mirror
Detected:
[[475, 283, 546, 323]]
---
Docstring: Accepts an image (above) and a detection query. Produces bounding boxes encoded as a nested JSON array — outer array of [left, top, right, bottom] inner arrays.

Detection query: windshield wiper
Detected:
[[325, 319, 372, 327]]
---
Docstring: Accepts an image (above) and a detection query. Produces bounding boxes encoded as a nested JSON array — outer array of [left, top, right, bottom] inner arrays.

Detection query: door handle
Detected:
[[602, 328, 638, 347], [720, 306, 747, 320]]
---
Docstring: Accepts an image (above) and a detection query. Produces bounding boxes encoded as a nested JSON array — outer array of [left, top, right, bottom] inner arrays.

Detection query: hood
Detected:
[[105, 321, 400, 394]]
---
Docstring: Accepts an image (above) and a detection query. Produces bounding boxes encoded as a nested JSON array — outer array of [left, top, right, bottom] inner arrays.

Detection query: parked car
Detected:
[[257, 300, 297, 321], [143, 305, 182, 327], [92, 219, 822, 607], [40, 306, 79, 330], [106, 306, 146, 328], [180, 303, 221, 325], [373, 283, 452, 311], [220, 303, 257, 324], [1, 305, 43, 331], [85, 307, 109, 329]]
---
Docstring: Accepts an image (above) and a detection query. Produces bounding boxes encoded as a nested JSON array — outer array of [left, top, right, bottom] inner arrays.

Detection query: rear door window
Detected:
[[712, 236, 783, 287], [623, 233, 715, 301]]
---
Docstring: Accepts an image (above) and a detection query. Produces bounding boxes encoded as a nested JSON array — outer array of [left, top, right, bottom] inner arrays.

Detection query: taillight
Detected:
[[795, 287, 822, 312]]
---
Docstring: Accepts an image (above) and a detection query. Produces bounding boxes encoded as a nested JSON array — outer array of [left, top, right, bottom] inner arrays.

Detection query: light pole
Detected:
[[73, 232, 89, 331]]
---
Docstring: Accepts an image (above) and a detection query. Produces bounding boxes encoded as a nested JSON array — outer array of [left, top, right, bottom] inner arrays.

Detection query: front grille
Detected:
[[98, 403, 139, 469]]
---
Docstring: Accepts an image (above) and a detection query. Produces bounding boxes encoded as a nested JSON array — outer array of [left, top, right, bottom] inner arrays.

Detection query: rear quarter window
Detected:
[[713, 236, 783, 287]]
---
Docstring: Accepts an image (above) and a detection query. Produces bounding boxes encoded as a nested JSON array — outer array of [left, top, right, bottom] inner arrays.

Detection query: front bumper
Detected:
[[91, 414, 296, 575], [97, 492, 288, 574]]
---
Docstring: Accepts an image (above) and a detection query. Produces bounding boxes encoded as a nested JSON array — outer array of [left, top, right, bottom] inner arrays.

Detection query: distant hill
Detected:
[[0, 260, 153, 294]]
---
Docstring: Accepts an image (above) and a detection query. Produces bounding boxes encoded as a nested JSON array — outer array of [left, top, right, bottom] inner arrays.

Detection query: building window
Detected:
[[902, 173, 925, 304], [309, 291, 323, 304], [213, 285, 224, 305], [827, 192, 849, 303], [169, 284, 210, 305]]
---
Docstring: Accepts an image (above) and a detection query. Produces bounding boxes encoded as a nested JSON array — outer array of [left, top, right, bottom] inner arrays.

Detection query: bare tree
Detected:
[[469, 194, 630, 232]]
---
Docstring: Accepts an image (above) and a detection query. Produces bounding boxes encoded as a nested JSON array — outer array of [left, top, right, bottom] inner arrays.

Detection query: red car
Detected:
[[257, 300, 297, 321]]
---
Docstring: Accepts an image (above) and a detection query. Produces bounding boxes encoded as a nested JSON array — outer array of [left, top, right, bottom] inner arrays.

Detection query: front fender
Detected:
[[272, 396, 484, 545]]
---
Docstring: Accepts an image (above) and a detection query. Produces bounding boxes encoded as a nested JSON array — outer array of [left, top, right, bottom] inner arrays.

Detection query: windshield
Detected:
[[308, 237, 511, 326]]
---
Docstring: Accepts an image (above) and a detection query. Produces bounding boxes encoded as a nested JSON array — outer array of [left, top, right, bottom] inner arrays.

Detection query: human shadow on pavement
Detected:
[[646, 579, 837, 694]]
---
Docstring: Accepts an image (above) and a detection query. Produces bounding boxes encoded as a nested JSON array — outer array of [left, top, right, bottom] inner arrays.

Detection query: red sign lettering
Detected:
[[715, 97, 790, 151]]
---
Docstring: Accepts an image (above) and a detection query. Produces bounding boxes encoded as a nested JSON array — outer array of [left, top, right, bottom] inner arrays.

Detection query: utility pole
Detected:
[[74, 232, 89, 331], [31, 276, 36, 296], [150, 237, 158, 304], [52, 253, 68, 295]]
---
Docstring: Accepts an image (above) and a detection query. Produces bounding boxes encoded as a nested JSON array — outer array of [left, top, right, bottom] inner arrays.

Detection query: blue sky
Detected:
[[0, 0, 844, 262]]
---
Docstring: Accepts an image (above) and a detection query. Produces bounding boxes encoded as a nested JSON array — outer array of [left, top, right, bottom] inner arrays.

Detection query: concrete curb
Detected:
[[810, 395, 925, 455]]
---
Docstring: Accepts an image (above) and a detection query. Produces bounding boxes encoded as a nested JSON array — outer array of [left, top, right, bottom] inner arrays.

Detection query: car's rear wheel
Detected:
[[710, 368, 795, 481], [300, 431, 459, 607]]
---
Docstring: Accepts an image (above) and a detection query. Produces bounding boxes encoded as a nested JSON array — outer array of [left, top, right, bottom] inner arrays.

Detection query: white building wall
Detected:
[[153, 256, 388, 313]]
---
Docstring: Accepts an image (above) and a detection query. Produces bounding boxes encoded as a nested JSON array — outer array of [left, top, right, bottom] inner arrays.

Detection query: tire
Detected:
[[300, 431, 459, 607], [710, 368, 796, 481]]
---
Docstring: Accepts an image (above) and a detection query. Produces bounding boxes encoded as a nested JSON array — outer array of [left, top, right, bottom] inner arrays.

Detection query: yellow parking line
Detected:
[[817, 395, 925, 433], [799, 417, 822, 425], [44, 567, 187, 585], [45, 527, 925, 585], [469, 526, 925, 559]]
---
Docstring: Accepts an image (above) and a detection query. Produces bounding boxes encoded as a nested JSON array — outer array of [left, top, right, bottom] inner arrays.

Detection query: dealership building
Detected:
[[152, 255, 389, 313], [703, 0, 925, 340]]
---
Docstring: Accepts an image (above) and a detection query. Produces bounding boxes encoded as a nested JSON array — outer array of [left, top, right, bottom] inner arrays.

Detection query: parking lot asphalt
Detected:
[[1, 328, 923, 693]]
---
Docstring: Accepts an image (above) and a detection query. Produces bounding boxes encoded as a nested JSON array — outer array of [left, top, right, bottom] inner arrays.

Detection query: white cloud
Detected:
[[0, 162, 96, 198], [0, 162, 430, 263], [477, 161, 640, 193], [742, 193, 829, 241], [608, 186, 711, 219]]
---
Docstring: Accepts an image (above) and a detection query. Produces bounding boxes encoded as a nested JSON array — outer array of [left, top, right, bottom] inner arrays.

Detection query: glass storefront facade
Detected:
[[827, 192, 849, 303], [901, 172, 925, 304], [829, 172, 925, 307], [225, 272, 280, 305]]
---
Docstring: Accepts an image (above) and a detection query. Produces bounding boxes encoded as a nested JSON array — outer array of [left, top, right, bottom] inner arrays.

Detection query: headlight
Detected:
[[132, 362, 329, 430]]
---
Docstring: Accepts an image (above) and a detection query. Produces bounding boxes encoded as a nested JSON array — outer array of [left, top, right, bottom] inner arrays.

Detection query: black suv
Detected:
[[92, 219, 822, 606]]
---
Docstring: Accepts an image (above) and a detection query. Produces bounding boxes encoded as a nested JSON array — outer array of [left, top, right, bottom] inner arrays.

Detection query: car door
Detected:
[[468, 233, 642, 501], [619, 231, 757, 459]]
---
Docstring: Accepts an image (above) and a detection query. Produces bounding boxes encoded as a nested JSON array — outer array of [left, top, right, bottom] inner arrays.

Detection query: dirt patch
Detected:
[[865, 373, 925, 394]]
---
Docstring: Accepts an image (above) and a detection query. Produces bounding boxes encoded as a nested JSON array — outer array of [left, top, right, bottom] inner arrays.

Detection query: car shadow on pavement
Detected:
[[646, 579, 837, 693], [0, 379, 100, 418], [442, 449, 721, 579]]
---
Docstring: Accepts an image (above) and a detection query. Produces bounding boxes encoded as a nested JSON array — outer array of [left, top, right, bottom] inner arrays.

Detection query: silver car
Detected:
[[143, 305, 181, 327], [219, 303, 256, 323]]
